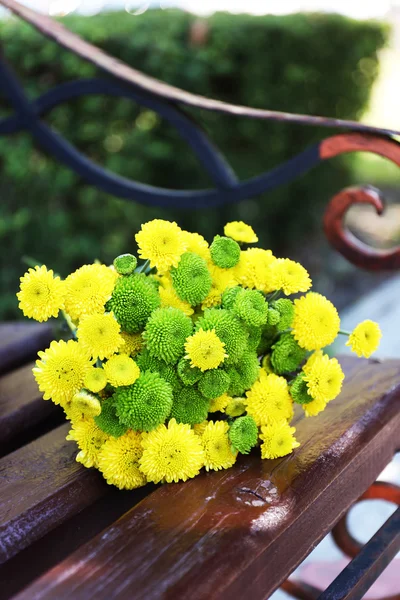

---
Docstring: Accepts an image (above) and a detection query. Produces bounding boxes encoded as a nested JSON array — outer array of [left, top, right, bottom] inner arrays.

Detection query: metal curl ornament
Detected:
[[322, 133, 400, 271]]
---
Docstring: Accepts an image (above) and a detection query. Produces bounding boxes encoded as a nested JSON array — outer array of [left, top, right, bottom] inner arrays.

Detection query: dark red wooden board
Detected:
[[12, 357, 400, 600], [0, 322, 52, 376], [0, 423, 109, 564], [0, 363, 60, 454]]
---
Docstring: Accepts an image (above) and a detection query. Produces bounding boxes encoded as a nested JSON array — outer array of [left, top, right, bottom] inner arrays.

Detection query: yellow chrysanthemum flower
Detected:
[[269, 258, 311, 296], [64, 264, 117, 321], [193, 420, 209, 436], [17, 265, 65, 322], [303, 396, 327, 418], [209, 392, 231, 413], [302, 350, 324, 375], [224, 221, 258, 244], [104, 354, 140, 387], [259, 420, 300, 459], [139, 418, 204, 483], [245, 373, 292, 426], [159, 284, 194, 316], [64, 390, 102, 423], [84, 367, 107, 393], [67, 418, 109, 468], [202, 264, 236, 309], [233, 248, 276, 293], [119, 331, 144, 357], [346, 320, 382, 358], [201, 420, 237, 471], [292, 292, 340, 351], [135, 219, 187, 273], [225, 397, 246, 417], [181, 231, 210, 261], [98, 430, 147, 490], [78, 312, 123, 360], [33, 339, 92, 406], [184, 328, 228, 372], [261, 356, 273, 374], [304, 354, 344, 402]]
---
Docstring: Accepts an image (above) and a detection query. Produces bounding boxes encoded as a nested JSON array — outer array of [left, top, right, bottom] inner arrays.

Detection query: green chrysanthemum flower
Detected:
[[229, 415, 258, 454], [95, 398, 128, 438], [106, 273, 160, 333], [233, 288, 268, 327], [170, 386, 210, 425], [135, 348, 164, 373], [147, 275, 161, 292], [143, 307, 193, 364], [225, 365, 246, 397], [247, 325, 262, 352], [210, 235, 241, 268], [271, 332, 307, 375], [226, 350, 260, 396], [198, 369, 230, 400], [257, 324, 278, 355], [272, 298, 295, 330], [196, 308, 248, 365], [221, 286, 242, 310], [267, 308, 281, 326], [114, 371, 172, 431], [290, 373, 314, 405], [157, 362, 182, 393], [177, 357, 202, 385], [170, 252, 212, 306], [113, 254, 137, 275]]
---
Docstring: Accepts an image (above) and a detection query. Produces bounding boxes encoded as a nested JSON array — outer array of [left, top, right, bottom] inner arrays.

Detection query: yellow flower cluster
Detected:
[[17, 219, 381, 490]]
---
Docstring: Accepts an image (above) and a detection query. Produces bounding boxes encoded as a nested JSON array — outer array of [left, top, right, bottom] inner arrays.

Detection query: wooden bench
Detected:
[[0, 323, 399, 599], [1, 1, 400, 596]]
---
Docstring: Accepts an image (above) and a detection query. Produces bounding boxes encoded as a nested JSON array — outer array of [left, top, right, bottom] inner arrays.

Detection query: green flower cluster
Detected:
[[83, 238, 306, 455]]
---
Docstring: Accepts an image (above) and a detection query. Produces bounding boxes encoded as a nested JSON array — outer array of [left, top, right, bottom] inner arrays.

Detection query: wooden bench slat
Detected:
[[0, 322, 52, 376], [0, 484, 154, 600], [0, 423, 108, 564], [0, 363, 60, 455], [13, 357, 400, 600]]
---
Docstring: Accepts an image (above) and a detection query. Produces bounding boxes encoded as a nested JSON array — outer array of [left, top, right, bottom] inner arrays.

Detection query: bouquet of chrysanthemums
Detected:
[[17, 220, 382, 490]]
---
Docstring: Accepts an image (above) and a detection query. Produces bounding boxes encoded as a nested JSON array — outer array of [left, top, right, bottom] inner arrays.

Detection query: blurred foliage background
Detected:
[[0, 9, 388, 319]]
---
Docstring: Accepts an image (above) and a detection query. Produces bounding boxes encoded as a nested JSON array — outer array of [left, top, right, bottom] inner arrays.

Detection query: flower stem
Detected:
[[62, 310, 77, 339], [267, 290, 281, 302], [339, 329, 351, 336], [136, 259, 150, 274]]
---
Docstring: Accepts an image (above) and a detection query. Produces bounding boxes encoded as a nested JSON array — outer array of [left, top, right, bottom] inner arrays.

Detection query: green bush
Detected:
[[0, 9, 387, 319]]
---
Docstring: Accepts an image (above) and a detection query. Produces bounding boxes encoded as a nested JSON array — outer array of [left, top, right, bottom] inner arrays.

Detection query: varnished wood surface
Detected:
[[13, 357, 400, 600], [0, 484, 154, 599], [0, 363, 59, 454], [0, 322, 52, 376], [0, 423, 109, 564], [1, 0, 399, 137]]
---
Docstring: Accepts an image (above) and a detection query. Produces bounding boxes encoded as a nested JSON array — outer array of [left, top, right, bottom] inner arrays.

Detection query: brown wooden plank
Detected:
[[0, 484, 155, 600], [0, 362, 61, 455], [0, 423, 109, 564], [1, 0, 399, 138], [14, 356, 400, 600], [0, 322, 52, 375]]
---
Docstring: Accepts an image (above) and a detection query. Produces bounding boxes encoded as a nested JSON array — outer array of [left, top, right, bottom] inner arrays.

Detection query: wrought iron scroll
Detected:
[[281, 480, 400, 600], [1, 0, 400, 270]]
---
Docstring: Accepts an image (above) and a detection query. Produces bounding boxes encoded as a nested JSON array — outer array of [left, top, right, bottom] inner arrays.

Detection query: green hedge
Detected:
[[0, 9, 387, 319]]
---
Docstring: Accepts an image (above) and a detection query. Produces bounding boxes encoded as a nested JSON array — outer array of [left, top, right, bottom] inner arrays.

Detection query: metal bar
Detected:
[[0, 57, 323, 209], [1, 0, 400, 138], [319, 506, 400, 600]]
